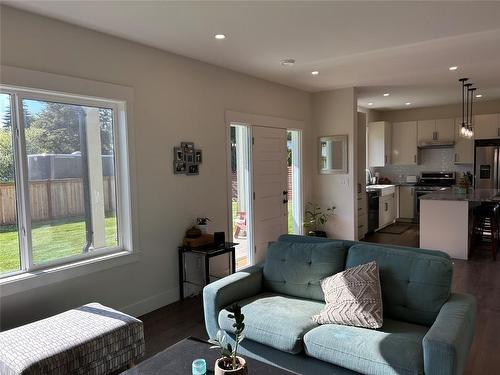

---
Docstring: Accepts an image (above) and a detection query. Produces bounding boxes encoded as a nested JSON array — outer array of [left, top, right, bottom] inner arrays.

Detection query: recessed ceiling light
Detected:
[[368, 102, 374, 106], [214, 34, 226, 40], [405, 102, 412, 106], [383, 93, 390, 97], [311, 71, 319, 76], [449, 66, 458, 71], [280, 58, 296, 67], [476, 94, 483, 98]]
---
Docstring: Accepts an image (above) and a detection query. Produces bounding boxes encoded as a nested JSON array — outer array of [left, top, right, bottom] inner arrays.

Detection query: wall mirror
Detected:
[[319, 135, 348, 174]]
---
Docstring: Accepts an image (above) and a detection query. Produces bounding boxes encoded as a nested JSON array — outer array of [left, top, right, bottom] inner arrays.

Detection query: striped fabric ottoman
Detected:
[[0, 303, 145, 375]]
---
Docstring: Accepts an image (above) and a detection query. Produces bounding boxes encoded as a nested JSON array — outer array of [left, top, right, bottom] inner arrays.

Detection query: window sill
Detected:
[[0, 250, 140, 297]]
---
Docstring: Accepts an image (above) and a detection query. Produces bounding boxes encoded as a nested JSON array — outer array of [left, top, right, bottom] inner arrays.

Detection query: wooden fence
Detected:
[[0, 177, 116, 225]]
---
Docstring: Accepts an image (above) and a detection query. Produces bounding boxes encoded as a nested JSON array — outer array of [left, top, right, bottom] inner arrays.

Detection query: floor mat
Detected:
[[378, 223, 412, 234]]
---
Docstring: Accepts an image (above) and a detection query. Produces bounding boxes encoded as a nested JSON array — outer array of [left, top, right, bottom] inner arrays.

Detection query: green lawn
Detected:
[[0, 216, 117, 274]]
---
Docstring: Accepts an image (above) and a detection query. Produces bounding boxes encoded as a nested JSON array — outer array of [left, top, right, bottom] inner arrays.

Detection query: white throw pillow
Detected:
[[312, 261, 383, 329]]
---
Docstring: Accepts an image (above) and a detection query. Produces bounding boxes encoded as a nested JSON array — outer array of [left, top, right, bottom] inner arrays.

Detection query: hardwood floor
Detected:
[[362, 223, 420, 248], [139, 229, 500, 374]]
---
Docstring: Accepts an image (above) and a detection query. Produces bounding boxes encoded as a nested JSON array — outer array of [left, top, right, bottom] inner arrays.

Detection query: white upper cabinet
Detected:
[[417, 118, 455, 143], [392, 121, 418, 165], [436, 118, 455, 142], [474, 114, 500, 139], [417, 120, 435, 143], [367, 121, 391, 167], [454, 118, 474, 164]]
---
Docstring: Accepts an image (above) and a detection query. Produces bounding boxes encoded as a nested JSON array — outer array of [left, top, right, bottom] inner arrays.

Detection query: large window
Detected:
[[0, 87, 129, 277]]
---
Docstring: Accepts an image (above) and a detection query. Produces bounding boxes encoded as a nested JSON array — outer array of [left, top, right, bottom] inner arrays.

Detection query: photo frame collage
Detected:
[[174, 142, 203, 175]]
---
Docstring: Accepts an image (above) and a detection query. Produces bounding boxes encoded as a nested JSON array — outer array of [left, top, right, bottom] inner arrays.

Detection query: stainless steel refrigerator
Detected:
[[475, 140, 500, 189]]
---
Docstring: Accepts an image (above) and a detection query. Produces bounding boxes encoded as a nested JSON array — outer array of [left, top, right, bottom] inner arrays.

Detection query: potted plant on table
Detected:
[[209, 304, 248, 375], [303, 202, 335, 237], [196, 217, 211, 234]]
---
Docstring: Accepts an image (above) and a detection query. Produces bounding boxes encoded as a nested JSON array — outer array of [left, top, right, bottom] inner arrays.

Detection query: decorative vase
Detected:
[[197, 224, 208, 234], [214, 357, 248, 375]]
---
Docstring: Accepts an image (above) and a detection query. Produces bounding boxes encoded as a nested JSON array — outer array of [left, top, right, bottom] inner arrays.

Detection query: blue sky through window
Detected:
[[0, 93, 45, 127]]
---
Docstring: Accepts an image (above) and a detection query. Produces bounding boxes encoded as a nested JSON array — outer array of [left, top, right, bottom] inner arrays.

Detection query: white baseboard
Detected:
[[119, 287, 179, 318]]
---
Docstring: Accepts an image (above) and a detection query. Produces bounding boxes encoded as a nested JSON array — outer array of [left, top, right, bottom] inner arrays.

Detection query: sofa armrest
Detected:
[[203, 263, 264, 338], [422, 293, 476, 375]]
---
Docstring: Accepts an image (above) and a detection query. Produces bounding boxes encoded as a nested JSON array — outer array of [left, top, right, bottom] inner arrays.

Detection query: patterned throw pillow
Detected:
[[312, 261, 383, 329]]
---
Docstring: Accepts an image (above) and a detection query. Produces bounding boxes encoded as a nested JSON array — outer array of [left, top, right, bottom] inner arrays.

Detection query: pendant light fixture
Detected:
[[459, 78, 476, 139]]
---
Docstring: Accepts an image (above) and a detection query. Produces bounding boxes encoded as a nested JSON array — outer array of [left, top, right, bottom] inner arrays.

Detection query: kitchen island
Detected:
[[420, 189, 500, 259]]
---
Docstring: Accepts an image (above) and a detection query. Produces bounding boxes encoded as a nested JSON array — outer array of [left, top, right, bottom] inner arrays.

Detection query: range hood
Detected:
[[418, 140, 455, 149]]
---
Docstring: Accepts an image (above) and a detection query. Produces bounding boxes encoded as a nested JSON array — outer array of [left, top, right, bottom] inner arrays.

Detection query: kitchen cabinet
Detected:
[[392, 121, 418, 165], [454, 118, 474, 164], [367, 121, 391, 167], [436, 119, 455, 142], [417, 118, 455, 143], [399, 186, 415, 219], [417, 120, 435, 143], [379, 193, 395, 229], [474, 113, 500, 139]]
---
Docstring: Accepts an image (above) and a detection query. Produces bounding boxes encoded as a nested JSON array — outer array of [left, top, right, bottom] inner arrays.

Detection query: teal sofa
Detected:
[[203, 235, 476, 375]]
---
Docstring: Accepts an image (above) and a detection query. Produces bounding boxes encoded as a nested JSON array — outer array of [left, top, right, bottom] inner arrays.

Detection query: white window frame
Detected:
[[0, 85, 134, 279]]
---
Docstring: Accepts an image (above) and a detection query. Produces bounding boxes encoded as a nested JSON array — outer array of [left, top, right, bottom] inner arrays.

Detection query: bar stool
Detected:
[[470, 202, 499, 260]]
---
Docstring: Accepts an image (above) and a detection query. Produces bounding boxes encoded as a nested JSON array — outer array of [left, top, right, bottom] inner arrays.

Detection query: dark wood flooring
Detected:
[[139, 226, 500, 374]]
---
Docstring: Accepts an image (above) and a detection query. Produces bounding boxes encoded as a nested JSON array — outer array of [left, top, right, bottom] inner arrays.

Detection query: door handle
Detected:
[[283, 191, 288, 195], [414, 155, 417, 163], [385, 202, 388, 211], [283, 199, 288, 204]]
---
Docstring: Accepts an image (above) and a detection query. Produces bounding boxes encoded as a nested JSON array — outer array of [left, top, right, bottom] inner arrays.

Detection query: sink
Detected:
[[366, 184, 396, 196]]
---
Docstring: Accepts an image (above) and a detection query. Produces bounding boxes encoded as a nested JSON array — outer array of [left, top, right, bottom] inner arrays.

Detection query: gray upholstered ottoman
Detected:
[[0, 303, 145, 375]]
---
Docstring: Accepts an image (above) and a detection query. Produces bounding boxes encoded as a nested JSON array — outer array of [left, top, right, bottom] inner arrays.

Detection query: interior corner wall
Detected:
[[311, 88, 358, 240], [0, 5, 312, 329], [357, 107, 383, 123]]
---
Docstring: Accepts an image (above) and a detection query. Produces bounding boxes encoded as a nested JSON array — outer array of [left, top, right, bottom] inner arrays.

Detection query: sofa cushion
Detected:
[[313, 261, 383, 329], [345, 244, 452, 326], [219, 293, 324, 354], [263, 241, 347, 301], [304, 319, 428, 375]]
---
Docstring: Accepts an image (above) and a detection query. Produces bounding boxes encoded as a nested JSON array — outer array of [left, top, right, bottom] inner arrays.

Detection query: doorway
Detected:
[[229, 124, 302, 269]]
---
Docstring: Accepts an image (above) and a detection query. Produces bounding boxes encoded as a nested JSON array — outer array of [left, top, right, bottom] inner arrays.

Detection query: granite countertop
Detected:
[[419, 189, 500, 202]]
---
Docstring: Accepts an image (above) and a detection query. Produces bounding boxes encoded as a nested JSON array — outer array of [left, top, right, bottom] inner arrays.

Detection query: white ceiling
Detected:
[[5, 1, 500, 110]]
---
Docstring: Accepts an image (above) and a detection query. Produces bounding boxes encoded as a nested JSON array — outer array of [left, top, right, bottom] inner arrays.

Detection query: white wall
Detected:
[[378, 99, 500, 123], [311, 88, 358, 240], [0, 6, 312, 329]]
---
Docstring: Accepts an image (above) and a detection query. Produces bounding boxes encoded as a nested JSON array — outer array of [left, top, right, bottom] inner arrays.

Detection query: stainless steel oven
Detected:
[[414, 189, 433, 221], [413, 172, 455, 222]]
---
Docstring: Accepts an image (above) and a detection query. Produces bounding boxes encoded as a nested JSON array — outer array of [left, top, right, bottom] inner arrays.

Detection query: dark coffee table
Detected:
[[121, 337, 295, 374]]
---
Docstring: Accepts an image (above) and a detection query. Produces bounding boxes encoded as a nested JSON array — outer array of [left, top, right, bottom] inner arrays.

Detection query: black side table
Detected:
[[178, 242, 237, 300]]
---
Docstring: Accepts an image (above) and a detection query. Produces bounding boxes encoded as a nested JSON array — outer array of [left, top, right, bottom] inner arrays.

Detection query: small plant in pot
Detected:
[[196, 217, 211, 234], [303, 202, 335, 237], [209, 304, 248, 375]]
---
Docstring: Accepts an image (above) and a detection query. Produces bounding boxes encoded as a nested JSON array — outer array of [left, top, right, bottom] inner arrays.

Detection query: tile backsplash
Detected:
[[372, 148, 473, 184]]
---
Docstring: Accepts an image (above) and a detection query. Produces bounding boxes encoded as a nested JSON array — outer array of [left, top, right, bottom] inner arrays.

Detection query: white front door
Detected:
[[252, 126, 288, 263]]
